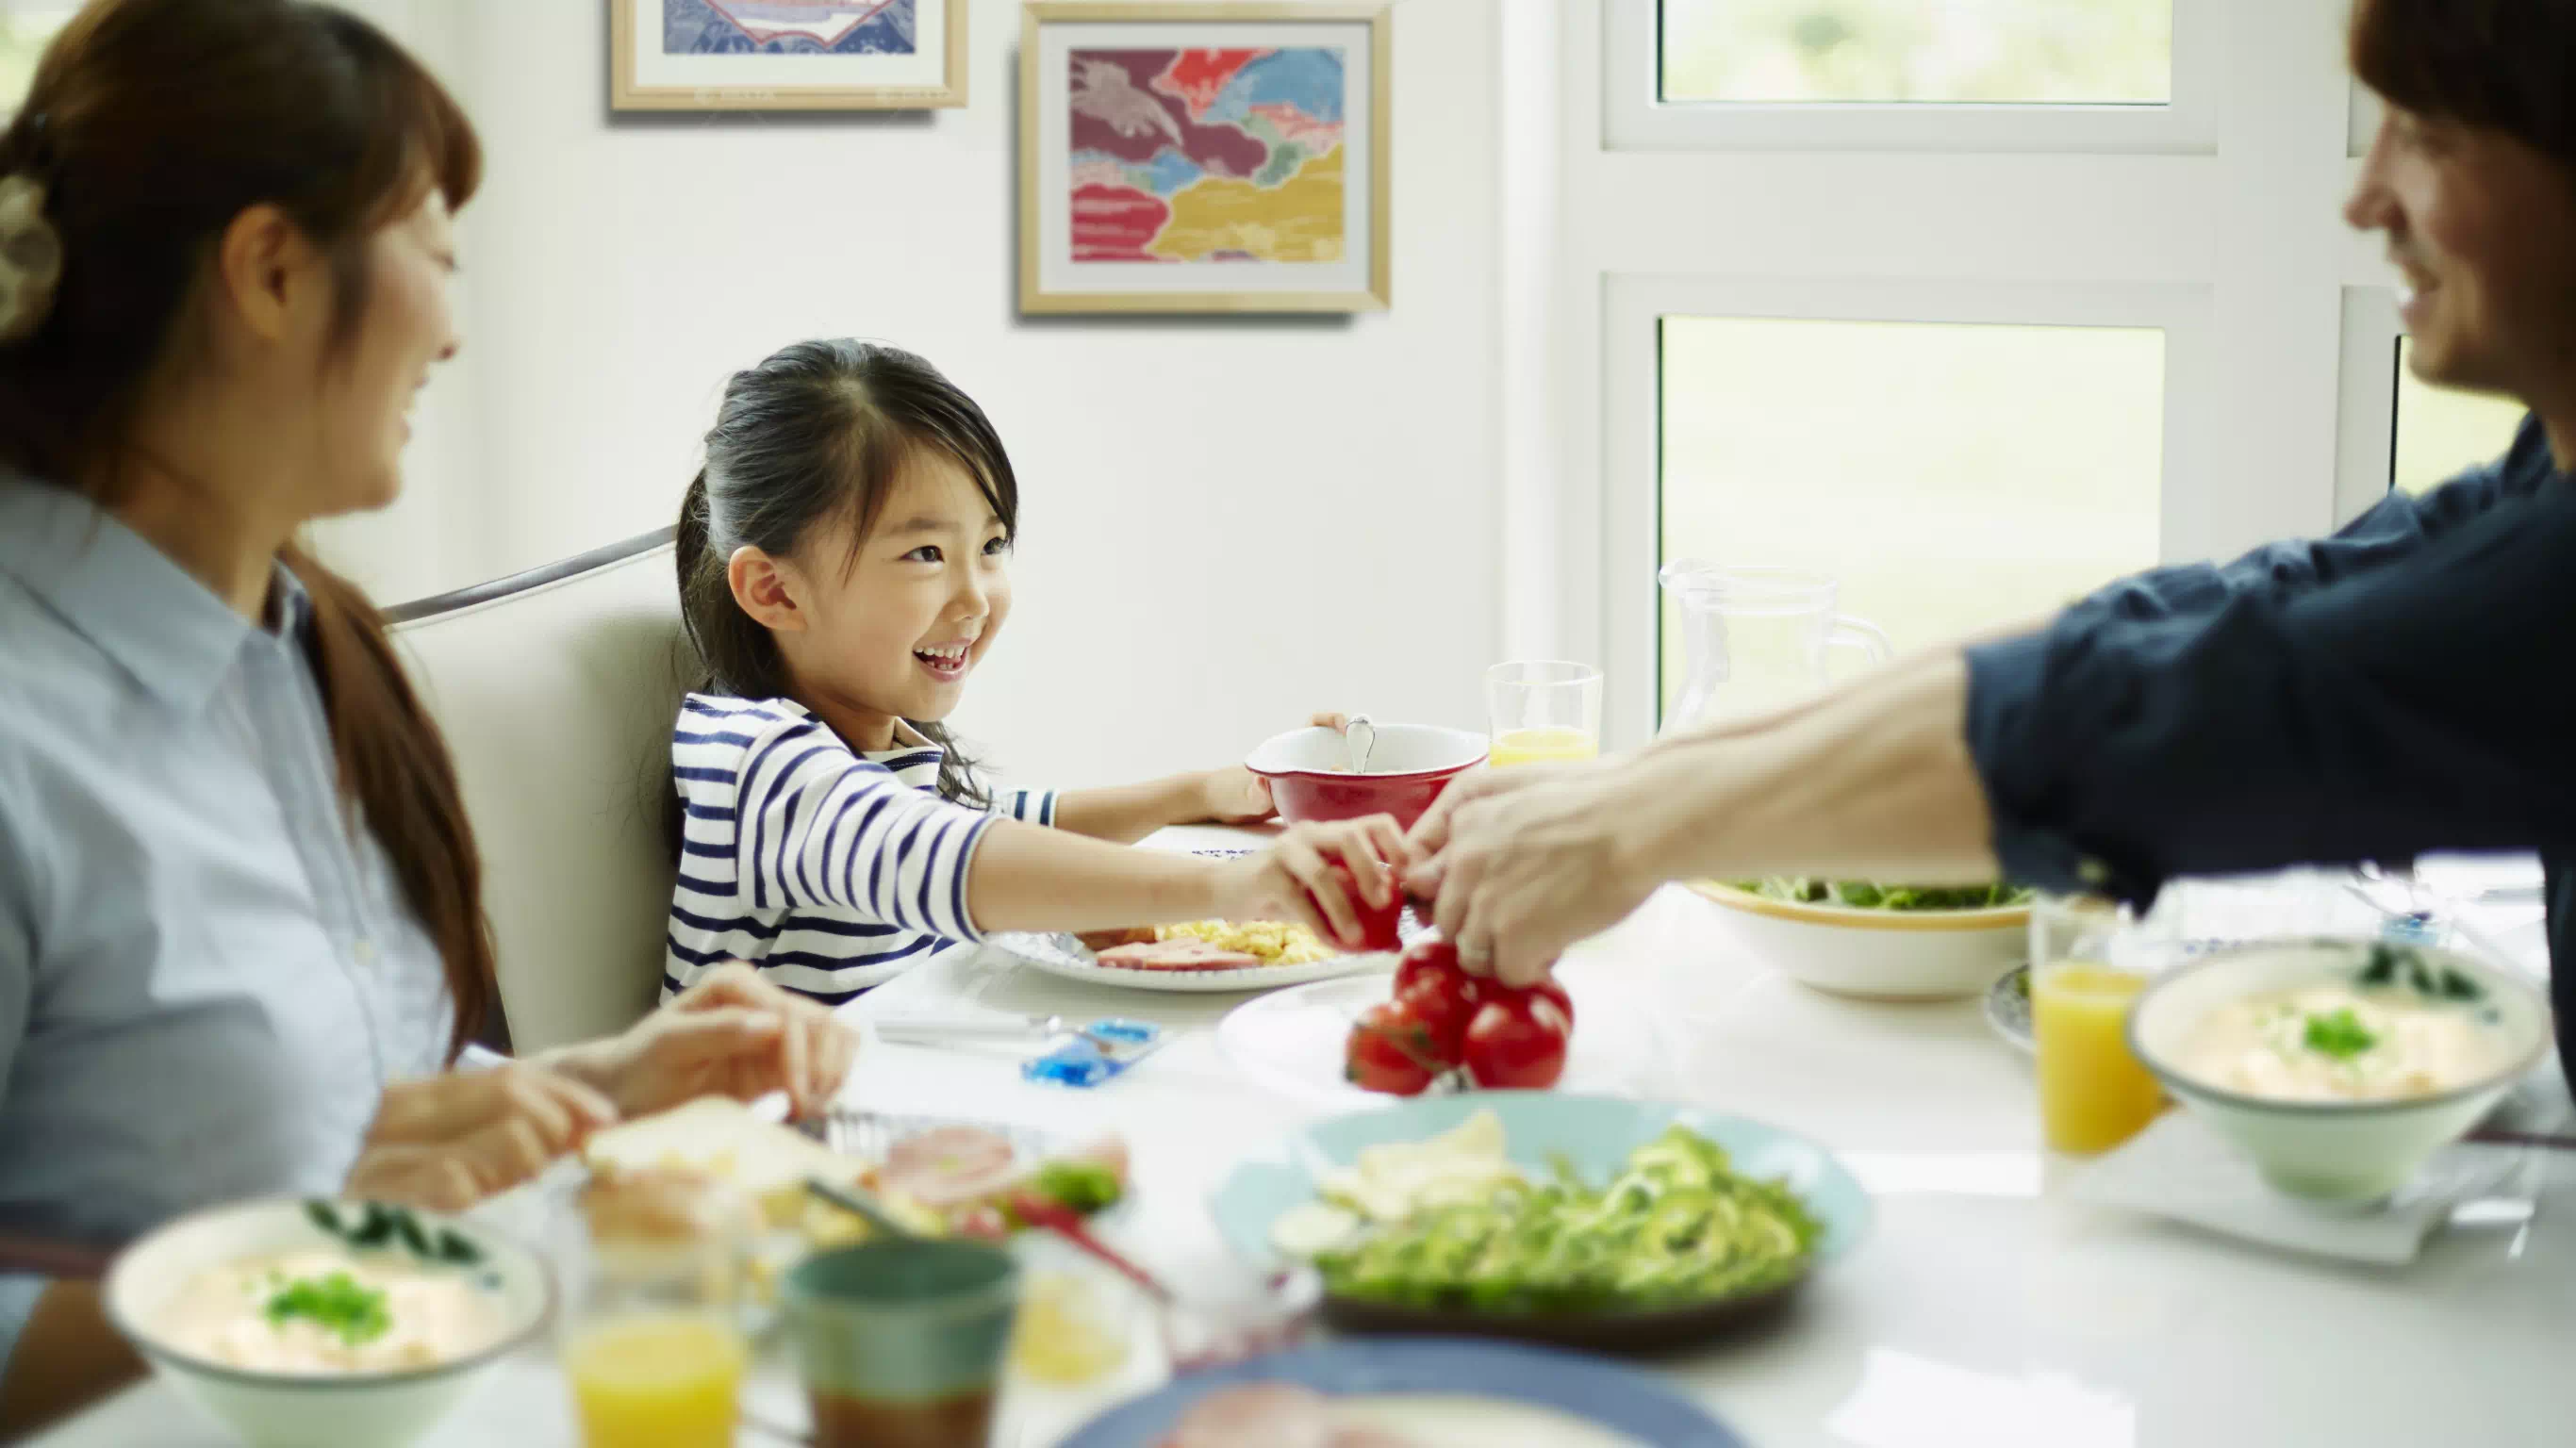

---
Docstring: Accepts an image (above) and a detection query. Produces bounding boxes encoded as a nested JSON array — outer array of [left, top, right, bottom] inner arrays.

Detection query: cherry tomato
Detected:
[[1395, 976, 1476, 1065], [1389, 939, 1479, 1061], [1307, 855, 1403, 952], [1525, 973, 1575, 1028], [1461, 991, 1572, 1091], [1393, 937, 1471, 998], [1345, 1000, 1439, 1095]]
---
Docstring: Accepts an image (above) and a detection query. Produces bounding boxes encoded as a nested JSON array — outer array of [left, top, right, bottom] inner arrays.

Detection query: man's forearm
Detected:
[[1635, 651, 1999, 886]]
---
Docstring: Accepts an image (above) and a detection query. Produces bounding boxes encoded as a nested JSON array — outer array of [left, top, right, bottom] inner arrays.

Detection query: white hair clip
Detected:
[[0, 174, 63, 344]]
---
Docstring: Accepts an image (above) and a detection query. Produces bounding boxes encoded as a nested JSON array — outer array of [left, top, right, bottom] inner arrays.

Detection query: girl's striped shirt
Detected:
[[664, 693, 1055, 1005]]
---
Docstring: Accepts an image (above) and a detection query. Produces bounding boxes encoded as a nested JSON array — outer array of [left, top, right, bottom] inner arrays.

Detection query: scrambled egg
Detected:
[[1158, 918, 1337, 965], [1270, 1110, 1521, 1259]]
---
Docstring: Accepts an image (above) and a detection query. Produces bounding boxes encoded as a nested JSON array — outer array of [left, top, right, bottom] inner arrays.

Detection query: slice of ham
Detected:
[[1078, 926, 1160, 951], [1097, 940, 1265, 972], [1164, 1383, 1337, 1448], [879, 1126, 1020, 1207]]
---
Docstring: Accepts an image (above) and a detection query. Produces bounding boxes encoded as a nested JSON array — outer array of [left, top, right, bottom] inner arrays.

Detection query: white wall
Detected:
[[319, 0, 1503, 790]]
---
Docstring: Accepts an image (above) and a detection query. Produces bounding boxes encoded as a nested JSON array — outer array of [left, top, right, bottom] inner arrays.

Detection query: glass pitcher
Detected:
[[1658, 562, 1892, 736]]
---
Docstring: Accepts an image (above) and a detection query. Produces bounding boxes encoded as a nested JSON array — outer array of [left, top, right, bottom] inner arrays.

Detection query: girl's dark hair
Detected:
[[675, 339, 1020, 810], [0, 0, 492, 1060], [2352, 0, 2576, 171]]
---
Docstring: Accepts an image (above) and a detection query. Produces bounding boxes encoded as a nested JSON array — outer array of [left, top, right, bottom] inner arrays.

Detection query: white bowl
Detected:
[[104, 1198, 553, 1448], [2129, 940, 2554, 1204], [1691, 882, 2029, 1000]]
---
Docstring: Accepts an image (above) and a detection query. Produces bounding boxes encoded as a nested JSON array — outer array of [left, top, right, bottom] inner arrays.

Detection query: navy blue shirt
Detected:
[[1967, 416, 2575, 1085]]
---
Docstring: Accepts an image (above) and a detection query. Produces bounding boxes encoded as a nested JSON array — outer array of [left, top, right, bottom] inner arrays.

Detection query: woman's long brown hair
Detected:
[[0, 0, 495, 1059]]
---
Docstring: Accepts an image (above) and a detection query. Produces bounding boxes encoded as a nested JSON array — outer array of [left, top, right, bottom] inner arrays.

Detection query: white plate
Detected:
[[983, 930, 1398, 995], [1214, 973, 1663, 1107]]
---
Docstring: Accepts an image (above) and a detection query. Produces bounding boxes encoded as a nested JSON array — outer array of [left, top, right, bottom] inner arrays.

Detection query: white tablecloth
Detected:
[[35, 830, 2576, 1447]]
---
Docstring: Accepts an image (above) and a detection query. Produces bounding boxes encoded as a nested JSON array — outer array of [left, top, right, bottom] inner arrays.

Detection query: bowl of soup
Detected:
[[1246, 724, 1489, 831], [2128, 940, 2552, 1203], [104, 1198, 553, 1448]]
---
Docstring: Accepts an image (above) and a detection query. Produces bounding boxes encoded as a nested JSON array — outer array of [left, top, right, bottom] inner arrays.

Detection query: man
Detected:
[[1410, 0, 2576, 1102]]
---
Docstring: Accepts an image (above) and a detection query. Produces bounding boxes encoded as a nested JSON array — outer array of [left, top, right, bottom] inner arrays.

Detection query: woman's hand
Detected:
[[1213, 815, 1410, 947], [1405, 759, 1670, 986], [545, 963, 861, 1122], [345, 1064, 618, 1212]]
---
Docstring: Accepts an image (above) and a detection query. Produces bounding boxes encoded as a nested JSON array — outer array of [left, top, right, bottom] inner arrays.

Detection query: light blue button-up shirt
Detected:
[[0, 475, 455, 1362]]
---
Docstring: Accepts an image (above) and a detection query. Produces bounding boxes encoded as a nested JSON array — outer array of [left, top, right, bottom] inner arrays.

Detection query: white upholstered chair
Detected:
[[387, 529, 694, 1053]]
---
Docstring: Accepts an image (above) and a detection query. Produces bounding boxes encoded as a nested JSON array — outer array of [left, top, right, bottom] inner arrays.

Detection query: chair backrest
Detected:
[[388, 529, 692, 1053]]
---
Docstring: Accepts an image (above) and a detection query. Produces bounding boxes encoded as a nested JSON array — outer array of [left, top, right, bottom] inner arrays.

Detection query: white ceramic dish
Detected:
[[1692, 882, 2030, 1001], [1215, 973, 1661, 1108], [983, 930, 1401, 995], [104, 1198, 552, 1448], [2127, 940, 2554, 1204]]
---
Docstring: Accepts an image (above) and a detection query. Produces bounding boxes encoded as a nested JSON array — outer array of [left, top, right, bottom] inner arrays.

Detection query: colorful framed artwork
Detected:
[[610, 0, 967, 111], [1017, 3, 1391, 314]]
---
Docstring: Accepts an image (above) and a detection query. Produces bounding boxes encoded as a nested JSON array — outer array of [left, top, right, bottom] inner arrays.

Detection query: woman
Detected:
[[1411, 0, 2576, 1094], [0, 0, 854, 1428]]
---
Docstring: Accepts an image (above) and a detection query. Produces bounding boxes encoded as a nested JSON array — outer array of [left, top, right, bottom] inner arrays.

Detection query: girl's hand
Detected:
[[1195, 765, 1276, 824], [547, 963, 862, 1122], [345, 1065, 618, 1212], [1190, 714, 1360, 824], [1213, 815, 1410, 947]]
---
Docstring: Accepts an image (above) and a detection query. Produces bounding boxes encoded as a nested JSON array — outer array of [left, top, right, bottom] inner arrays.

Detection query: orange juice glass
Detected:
[[567, 1310, 746, 1448], [2029, 896, 2166, 1154], [564, 1171, 752, 1448], [1486, 661, 1602, 768]]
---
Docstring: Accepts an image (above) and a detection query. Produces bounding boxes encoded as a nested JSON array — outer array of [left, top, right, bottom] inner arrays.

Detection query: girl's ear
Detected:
[[727, 546, 805, 634]]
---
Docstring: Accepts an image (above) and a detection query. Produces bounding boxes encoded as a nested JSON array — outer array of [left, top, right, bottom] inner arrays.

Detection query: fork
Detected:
[[874, 1012, 1131, 1056]]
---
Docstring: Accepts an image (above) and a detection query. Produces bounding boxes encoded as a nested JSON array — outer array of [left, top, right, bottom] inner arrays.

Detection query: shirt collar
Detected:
[[0, 473, 270, 711]]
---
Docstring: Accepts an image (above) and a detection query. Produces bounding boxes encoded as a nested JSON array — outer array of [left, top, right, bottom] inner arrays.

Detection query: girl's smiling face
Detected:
[[729, 449, 1013, 750]]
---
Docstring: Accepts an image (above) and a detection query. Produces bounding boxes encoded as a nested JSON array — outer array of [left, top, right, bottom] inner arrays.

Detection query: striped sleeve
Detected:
[[996, 790, 1059, 828], [735, 714, 997, 942]]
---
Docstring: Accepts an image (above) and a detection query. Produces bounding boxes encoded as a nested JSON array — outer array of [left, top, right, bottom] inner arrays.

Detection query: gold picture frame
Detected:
[[611, 0, 969, 112], [1017, 2, 1392, 314]]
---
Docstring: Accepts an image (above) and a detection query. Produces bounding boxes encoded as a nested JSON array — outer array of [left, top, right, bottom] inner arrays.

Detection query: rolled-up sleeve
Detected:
[[1969, 477, 2576, 905]]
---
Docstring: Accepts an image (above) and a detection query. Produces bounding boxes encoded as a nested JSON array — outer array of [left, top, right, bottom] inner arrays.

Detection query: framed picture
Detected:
[[1017, 2, 1390, 314], [610, 0, 968, 111]]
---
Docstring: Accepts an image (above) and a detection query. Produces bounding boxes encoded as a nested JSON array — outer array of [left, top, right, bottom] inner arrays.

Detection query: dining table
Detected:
[[31, 826, 2576, 1448]]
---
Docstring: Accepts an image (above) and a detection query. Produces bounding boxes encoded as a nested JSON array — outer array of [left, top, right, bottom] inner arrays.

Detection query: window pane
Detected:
[[1658, 317, 2164, 720], [1660, 0, 2171, 106], [2391, 337, 2528, 495]]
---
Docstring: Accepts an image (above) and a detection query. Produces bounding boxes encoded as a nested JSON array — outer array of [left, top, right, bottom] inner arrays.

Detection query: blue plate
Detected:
[[1059, 1338, 1746, 1446], [1208, 1092, 1871, 1352]]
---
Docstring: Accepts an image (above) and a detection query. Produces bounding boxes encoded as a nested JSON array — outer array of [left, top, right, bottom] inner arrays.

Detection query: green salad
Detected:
[[1312, 1125, 1823, 1315], [1733, 878, 2034, 912]]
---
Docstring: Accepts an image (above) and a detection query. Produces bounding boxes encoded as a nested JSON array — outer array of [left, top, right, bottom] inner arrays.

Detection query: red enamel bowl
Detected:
[[1246, 724, 1489, 831]]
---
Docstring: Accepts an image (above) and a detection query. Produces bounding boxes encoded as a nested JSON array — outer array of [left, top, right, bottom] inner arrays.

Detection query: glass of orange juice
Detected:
[[564, 1171, 753, 1448], [1486, 661, 1602, 767], [2029, 894, 2166, 1155]]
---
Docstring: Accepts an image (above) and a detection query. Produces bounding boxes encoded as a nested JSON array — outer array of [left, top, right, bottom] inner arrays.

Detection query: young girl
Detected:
[[667, 339, 1404, 1004]]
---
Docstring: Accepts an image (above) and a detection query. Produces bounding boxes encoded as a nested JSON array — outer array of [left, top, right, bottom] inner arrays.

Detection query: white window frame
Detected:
[[2333, 287, 2403, 526], [1522, 0, 2386, 750], [1604, 0, 2224, 154], [1601, 277, 2213, 747]]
